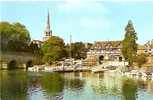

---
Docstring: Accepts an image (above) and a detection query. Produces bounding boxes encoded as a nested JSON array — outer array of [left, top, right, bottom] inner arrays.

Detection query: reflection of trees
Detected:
[[27, 75, 42, 93], [40, 73, 64, 96], [122, 78, 138, 100], [92, 81, 121, 96], [65, 78, 85, 91], [148, 81, 153, 94], [137, 79, 147, 90], [0, 70, 28, 100], [92, 82, 108, 95], [111, 85, 121, 96]]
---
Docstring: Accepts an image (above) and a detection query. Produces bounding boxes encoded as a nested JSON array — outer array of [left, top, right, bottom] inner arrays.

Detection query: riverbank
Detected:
[[27, 64, 153, 81]]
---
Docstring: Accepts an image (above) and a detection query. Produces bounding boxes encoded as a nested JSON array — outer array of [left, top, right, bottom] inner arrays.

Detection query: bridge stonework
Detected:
[[0, 52, 37, 69]]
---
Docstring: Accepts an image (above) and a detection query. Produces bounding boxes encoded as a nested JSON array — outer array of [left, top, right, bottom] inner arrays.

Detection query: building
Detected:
[[83, 39, 153, 66], [43, 11, 52, 41], [30, 40, 43, 48], [137, 45, 146, 55], [145, 39, 153, 56], [83, 41, 124, 66], [31, 11, 52, 47]]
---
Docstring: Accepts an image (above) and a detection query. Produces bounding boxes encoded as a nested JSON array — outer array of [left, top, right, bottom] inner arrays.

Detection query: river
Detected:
[[0, 70, 153, 100]]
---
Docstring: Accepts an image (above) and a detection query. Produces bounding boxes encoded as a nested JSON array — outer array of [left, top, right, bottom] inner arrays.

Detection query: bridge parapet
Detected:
[[0, 52, 38, 69]]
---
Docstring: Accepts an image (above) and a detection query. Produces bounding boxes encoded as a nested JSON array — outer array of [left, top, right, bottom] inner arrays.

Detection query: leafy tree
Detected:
[[41, 36, 66, 65], [29, 42, 41, 54], [0, 21, 31, 52], [66, 42, 87, 59], [135, 53, 147, 68], [0, 21, 43, 65], [12, 22, 30, 43], [122, 20, 138, 66], [29, 42, 43, 64]]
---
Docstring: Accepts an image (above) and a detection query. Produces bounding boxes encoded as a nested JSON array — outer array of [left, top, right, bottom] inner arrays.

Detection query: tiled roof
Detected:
[[92, 41, 122, 49], [144, 39, 153, 48]]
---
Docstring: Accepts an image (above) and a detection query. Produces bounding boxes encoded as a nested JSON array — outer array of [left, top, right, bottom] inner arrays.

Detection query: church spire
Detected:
[[43, 10, 52, 41], [47, 10, 50, 32]]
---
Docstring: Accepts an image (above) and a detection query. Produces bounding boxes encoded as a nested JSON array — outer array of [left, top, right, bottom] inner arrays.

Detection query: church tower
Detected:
[[43, 11, 52, 41]]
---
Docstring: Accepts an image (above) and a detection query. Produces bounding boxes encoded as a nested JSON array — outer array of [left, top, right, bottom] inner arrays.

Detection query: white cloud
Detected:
[[80, 17, 114, 30], [57, 1, 109, 14]]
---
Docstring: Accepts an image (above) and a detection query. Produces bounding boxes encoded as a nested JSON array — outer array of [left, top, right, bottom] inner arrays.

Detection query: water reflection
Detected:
[[1, 71, 153, 100], [64, 72, 85, 92], [40, 73, 64, 95], [91, 73, 121, 96], [122, 78, 138, 100], [65, 78, 85, 91], [26, 72, 65, 99], [91, 77, 139, 100], [0, 70, 28, 100], [92, 81, 108, 95]]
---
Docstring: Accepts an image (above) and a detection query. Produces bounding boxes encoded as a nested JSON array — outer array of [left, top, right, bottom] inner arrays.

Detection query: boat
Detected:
[[43, 67, 53, 72], [91, 66, 108, 73], [28, 66, 39, 72]]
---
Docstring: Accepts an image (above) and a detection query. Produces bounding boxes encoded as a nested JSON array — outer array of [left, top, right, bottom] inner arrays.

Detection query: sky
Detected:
[[0, 0, 153, 44]]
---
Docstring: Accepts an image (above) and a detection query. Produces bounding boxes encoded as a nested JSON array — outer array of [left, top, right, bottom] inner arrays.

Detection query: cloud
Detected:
[[80, 17, 114, 31], [57, 1, 109, 14]]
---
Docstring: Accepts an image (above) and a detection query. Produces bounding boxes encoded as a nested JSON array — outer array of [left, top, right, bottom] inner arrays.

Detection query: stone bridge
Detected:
[[0, 52, 40, 69]]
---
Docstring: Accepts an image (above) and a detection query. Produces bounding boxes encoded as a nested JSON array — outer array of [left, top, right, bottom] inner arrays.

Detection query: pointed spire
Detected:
[[43, 10, 52, 41], [47, 10, 50, 31], [45, 10, 51, 34]]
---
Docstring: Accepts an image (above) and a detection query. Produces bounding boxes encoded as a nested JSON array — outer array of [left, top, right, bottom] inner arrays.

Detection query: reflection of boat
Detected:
[[122, 70, 153, 81], [91, 67, 108, 73]]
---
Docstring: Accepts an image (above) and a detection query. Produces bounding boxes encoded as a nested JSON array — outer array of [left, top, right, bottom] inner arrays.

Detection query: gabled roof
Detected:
[[92, 41, 122, 49]]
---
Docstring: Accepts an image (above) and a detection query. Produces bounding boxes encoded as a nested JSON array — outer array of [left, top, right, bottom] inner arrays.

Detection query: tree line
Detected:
[[0, 22, 41, 54], [0, 21, 148, 67], [41, 36, 90, 65], [0, 21, 90, 65]]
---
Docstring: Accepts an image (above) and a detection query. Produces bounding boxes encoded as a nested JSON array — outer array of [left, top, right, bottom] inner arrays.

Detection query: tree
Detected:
[[29, 42, 43, 64], [66, 42, 87, 59], [0, 21, 31, 52], [122, 20, 138, 66], [135, 53, 147, 68], [41, 36, 66, 65], [29, 42, 41, 54]]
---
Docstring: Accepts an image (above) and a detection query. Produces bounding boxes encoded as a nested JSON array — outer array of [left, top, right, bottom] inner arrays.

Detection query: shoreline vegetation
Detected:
[[0, 20, 153, 70]]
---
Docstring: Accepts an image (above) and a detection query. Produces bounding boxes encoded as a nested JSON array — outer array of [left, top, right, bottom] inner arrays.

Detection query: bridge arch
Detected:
[[99, 55, 104, 64], [8, 60, 18, 69], [1, 52, 40, 69], [26, 60, 33, 69], [119, 56, 122, 62]]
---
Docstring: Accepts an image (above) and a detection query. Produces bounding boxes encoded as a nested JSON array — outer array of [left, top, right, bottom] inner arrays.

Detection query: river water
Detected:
[[0, 70, 153, 100]]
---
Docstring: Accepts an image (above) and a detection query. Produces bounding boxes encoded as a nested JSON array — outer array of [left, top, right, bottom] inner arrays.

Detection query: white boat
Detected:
[[91, 67, 107, 73], [28, 66, 39, 72], [43, 67, 53, 72]]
